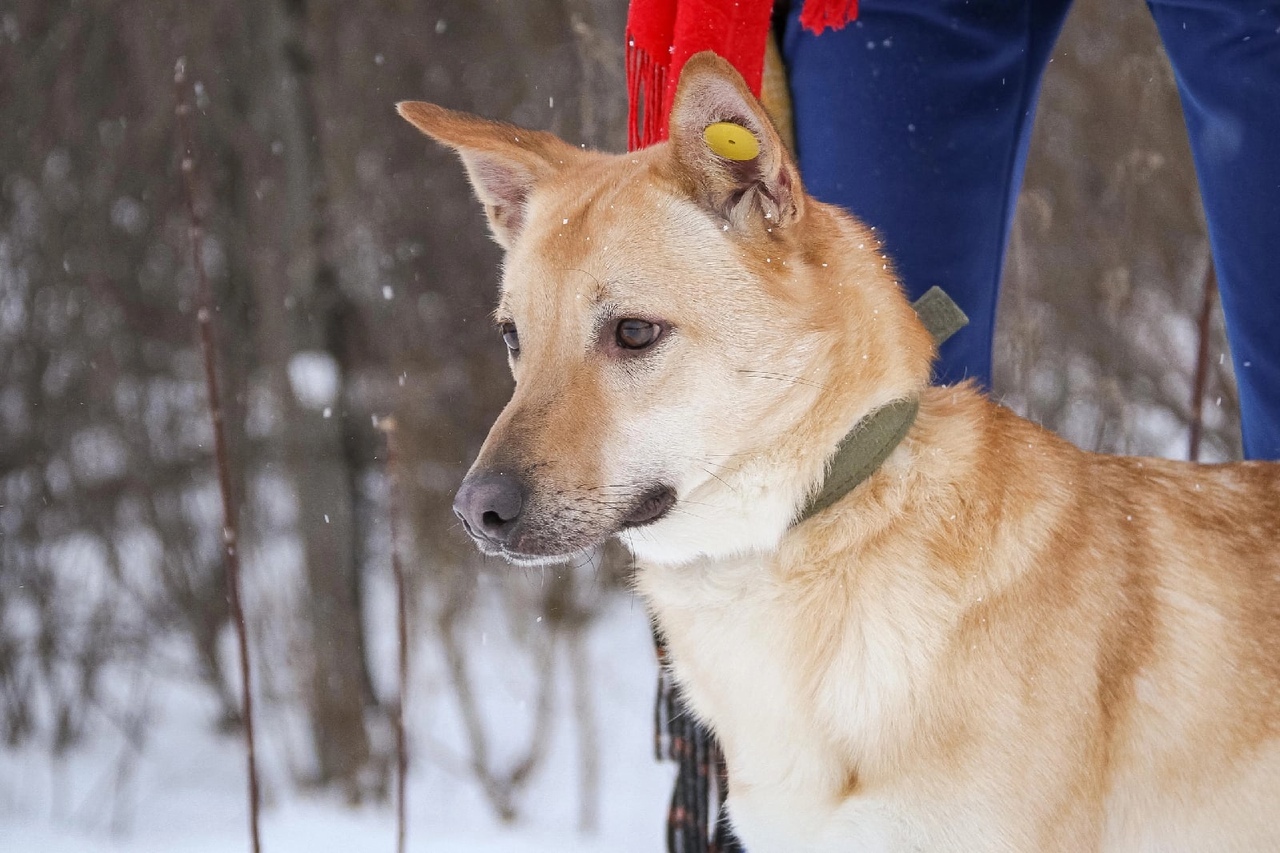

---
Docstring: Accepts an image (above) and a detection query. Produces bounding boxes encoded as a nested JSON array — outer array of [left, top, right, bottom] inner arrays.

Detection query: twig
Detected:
[[1188, 260, 1217, 462], [377, 416, 410, 853], [437, 601, 558, 823], [566, 623, 599, 833], [174, 56, 262, 853]]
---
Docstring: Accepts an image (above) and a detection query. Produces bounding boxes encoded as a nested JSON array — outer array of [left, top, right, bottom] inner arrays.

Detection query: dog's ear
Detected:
[[667, 52, 803, 231], [397, 101, 578, 249]]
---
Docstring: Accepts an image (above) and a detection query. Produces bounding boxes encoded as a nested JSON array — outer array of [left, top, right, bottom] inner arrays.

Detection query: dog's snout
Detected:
[[454, 471, 525, 545]]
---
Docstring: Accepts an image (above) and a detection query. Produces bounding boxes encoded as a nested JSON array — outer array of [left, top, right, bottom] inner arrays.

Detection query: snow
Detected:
[[0, 593, 674, 852], [286, 352, 340, 409], [110, 197, 148, 236]]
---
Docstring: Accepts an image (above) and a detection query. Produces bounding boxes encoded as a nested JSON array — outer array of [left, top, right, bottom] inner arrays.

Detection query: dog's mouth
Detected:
[[619, 484, 677, 530], [459, 481, 677, 565]]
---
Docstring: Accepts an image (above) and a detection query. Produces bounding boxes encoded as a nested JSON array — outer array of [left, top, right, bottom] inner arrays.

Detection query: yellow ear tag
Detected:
[[703, 122, 760, 161]]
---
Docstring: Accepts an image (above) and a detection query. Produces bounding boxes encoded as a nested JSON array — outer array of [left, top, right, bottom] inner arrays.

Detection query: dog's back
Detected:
[[1066, 449, 1280, 850]]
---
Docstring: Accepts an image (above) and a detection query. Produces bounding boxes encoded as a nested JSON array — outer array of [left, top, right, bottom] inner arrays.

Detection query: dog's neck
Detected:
[[792, 287, 967, 526]]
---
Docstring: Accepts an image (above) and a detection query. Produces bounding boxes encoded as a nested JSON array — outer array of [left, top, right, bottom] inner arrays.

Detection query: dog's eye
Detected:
[[500, 322, 520, 354], [616, 319, 662, 350]]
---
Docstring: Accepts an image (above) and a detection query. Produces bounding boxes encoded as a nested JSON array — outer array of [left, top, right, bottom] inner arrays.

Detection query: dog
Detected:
[[399, 52, 1280, 852]]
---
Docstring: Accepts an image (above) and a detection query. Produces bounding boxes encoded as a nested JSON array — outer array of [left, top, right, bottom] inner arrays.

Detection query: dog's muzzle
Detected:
[[454, 469, 678, 562]]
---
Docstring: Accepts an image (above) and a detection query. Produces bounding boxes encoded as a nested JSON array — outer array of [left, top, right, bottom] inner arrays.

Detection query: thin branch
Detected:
[[175, 56, 262, 853], [1188, 260, 1217, 462], [377, 416, 410, 853], [436, 599, 558, 823], [566, 622, 599, 833]]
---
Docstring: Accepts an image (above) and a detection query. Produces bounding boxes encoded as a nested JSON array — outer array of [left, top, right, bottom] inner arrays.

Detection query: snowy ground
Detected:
[[0, 592, 674, 853]]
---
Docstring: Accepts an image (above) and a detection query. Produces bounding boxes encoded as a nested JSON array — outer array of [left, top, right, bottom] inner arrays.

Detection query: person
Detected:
[[778, 0, 1280, 459]]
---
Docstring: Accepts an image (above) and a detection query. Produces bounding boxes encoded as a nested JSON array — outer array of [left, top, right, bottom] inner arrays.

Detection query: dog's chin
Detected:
[[470, 536, 587, 567], [497, 548, 578, 568]]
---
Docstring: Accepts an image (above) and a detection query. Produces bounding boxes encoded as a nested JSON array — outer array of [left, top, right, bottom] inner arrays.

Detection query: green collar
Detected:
[[794, 287, 968, 525]]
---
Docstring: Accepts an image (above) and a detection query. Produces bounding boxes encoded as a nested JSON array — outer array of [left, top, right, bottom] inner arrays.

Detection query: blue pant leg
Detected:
[[782, 0, 1073, 388], [1147, 1, 1280, 460]]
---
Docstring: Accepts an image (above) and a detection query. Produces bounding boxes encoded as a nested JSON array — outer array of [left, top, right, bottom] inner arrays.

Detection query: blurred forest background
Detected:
[[0, 0, 1242, 848]]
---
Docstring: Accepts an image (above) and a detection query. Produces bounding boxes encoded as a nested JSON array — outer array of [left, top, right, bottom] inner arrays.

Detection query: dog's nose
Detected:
[[453, 471, 525, 545]]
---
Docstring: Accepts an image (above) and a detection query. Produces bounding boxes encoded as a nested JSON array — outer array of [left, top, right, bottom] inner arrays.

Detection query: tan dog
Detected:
[[400, 52, 1280, 852]]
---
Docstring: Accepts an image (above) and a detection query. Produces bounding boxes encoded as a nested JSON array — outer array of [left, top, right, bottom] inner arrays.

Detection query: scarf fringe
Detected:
[[654, 625, 742, 852], [627, 35, 671, 149], [628, 2, 859, 149], [798, 0, 860, 35]]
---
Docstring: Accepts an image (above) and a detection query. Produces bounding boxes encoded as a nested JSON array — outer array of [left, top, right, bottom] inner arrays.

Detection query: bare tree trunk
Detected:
[[378, 418, 411, 853], [564, 0, 626, 151], [258, 0, 373, 798]]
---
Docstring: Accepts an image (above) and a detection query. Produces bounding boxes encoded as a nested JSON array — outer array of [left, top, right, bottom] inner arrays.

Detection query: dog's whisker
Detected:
[[737, 369, 832, 392], [692, 463, 739, 495], [562, 267, 604, 289]]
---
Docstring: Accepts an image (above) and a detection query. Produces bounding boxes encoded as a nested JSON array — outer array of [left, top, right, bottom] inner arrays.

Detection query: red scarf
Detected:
[[626, 0, 858, 149]]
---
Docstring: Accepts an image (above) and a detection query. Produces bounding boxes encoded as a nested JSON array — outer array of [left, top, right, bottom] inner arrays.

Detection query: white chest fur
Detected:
[[635, 551, 952, 853]]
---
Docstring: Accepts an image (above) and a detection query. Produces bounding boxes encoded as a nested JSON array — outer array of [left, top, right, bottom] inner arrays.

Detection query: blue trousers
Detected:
[[782, 0, 1280, 460]]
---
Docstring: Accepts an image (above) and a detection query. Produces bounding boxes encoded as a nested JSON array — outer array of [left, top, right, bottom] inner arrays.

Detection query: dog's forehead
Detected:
[[501, 162, 734, 314]]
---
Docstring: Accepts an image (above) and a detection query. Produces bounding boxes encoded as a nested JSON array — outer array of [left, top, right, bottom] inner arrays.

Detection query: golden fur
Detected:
[[400, 52, 1280, 852]]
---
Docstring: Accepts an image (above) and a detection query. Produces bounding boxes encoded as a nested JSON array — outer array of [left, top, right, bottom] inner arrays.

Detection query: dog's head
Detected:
[[399, 53, 934, 567]]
